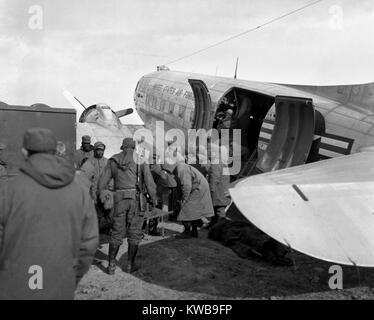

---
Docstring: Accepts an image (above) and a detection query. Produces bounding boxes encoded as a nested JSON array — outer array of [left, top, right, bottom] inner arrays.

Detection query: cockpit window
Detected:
[[83, 109, 100, 123]]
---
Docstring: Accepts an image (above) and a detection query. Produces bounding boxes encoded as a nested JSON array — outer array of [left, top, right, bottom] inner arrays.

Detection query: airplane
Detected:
[[4, 67, 373, 267], [131, 68, 374, 267], [63, 91, 148, 158]]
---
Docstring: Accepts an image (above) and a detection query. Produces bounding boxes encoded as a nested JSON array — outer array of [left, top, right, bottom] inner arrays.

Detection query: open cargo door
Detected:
[[256, 96, 315, 172], [188, 79, 212, 130]]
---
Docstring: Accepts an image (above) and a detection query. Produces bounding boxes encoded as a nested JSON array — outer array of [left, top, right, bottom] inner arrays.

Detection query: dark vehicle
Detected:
[[0, 102, 76, 175]]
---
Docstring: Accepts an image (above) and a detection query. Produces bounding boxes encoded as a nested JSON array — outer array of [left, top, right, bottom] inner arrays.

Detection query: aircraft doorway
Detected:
[[189, 80, 316, 180], [257, 96, 315, 172], [213, 91, 316, 178], [213, 88, 274, 177]]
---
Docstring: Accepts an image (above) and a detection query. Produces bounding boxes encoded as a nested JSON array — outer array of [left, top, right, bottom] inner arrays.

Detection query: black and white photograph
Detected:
[[1, 0, 374, 307]]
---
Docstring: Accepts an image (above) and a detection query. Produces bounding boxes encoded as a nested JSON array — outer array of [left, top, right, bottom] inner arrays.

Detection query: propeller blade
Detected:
[[116, 108, 134, 118], [63, 90, 86, 110]]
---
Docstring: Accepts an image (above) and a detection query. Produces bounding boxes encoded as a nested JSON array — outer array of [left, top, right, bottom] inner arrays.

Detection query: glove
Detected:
[[100, 190, 114, 210]]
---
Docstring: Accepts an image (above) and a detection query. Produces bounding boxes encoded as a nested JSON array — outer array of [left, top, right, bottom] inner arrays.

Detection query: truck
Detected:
[[0, 102, 76, 175]]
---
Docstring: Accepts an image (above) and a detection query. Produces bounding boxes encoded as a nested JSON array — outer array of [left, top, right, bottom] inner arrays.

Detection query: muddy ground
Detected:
[[75, 221, 374, 300]]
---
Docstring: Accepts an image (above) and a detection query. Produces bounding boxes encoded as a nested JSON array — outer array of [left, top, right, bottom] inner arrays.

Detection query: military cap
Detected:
[[23, 127, 57, 152], [94, 141, 106, 150], [82, 135, 91, 144], [120, 137, 136, 150]]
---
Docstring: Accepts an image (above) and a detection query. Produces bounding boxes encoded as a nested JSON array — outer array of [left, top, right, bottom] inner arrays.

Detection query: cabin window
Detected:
[[160, 99, 166, 111], [154, 97, 160, 110], [178, 105, 186, 118], [169, 102, 175, 114], [173, 105, 179, 116], [145, 95, 149, 106], [151, 96, 157, 109], [190, 109, 195, 122]]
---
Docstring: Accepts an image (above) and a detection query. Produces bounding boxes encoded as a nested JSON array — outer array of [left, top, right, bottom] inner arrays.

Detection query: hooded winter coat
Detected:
[[81, 156, 108, 201], [74, 146, 94, 169], [0, 153, 99, 300], [164, 161, 214, 221], [207, 163, 230, 207]]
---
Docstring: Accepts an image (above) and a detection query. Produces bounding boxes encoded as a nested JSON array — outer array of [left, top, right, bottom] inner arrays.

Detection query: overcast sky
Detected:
[[1, 0, 374, 118]]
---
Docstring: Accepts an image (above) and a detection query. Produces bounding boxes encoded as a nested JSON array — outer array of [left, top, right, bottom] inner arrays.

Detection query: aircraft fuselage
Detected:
[[134, 70, 374, 176]]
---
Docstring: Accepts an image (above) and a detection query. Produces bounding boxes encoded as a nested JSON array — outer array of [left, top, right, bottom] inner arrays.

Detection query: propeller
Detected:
[[115, 108, 134, 118], [63, 90, 87, 111]]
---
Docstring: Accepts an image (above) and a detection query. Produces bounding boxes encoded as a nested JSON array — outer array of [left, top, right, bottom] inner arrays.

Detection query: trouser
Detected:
[[148, 197, 165, 233], [169, 188, 180, 221], [148, 218, 158, 233], [110, 198, 144, 246], [142, 196, 163, 233], [95, 200, 113, 233], [182, 219, 201, 230]]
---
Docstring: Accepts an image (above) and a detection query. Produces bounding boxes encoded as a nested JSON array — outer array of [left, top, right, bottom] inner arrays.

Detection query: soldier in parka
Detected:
[[0, 128, 98, 299], [74, 135, 94, 169], [98, 137, 157, 274], [148, 151, 177, 236], [205, 142, 230, 227], [162, 151, 214, 239], [81, 141, 112, 232]]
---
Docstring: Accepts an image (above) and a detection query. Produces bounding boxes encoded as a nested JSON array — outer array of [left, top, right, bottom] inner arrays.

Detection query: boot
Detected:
[[176, 222, 193, 239], [126, 243, 140, 273], [107, 244, 120, 275], [206, 215, 218, 229], [191, 221, 199, 238], [148, 218, 161, 236], [99, 216, 113, 235]]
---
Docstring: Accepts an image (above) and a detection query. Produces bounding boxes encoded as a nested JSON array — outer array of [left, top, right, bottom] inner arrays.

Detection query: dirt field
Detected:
[[75, 221, 374, 300]]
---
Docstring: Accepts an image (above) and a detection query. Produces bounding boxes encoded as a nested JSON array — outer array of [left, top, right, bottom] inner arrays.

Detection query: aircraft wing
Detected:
[[229, 151, 374, 267]]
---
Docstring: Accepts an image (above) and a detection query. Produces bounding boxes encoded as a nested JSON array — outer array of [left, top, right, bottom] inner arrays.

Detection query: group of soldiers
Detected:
[[0, 127, 231, 299]]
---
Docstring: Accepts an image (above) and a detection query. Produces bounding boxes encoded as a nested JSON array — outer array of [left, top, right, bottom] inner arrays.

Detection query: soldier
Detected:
[[55, 141, 67, 158], [162, 155, 214, 239], [81, 141, 111, 232], [75, 162, 96, 192], [0, 128, 99, 299], [206, 142, 230, 227], [189, 145, 209, 178], [98, 137, 157, 274], [79, 157, 97, 198], [81, 141, 107, 199], [148, 152, 177, 236], [74, 135, 94, 169], [217, 108, 234, 131], [0, 143, 7, 179]]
